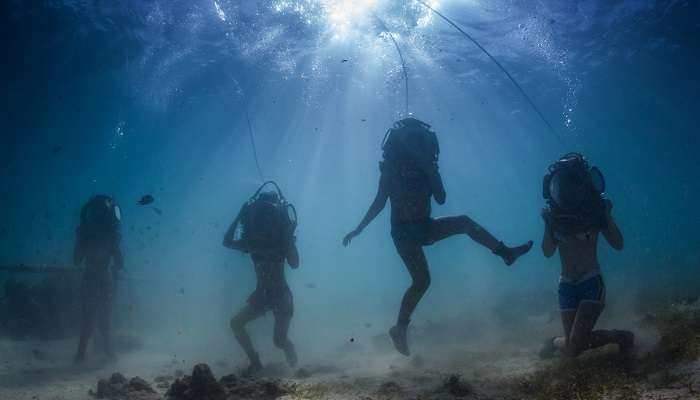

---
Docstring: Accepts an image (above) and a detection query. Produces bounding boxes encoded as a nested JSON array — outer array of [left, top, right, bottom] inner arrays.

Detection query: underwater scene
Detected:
[[1, 1, 700, 399]]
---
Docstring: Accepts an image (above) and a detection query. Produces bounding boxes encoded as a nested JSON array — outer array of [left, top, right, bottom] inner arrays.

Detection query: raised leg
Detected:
[[429, 215, 500, 249], [430, 216, 532, 265]]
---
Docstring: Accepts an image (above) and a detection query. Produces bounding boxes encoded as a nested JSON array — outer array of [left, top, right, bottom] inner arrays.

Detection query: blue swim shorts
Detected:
[[558, 273, 605, 312]]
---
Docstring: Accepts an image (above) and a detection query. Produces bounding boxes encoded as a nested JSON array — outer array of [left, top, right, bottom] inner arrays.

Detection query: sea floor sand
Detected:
[[1, 304, 699, 400]]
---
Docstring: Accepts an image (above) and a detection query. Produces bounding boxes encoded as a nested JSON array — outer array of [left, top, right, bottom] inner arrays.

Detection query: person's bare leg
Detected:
[[540, 310, 575, 359], [569, 302, 634, 356], [273, 310, 297, 368], [392, 244, 430, 356], [75, 294, 96, 364], [566, 302, 604, 357], [430, 215, 499, 247], [97, 292, 114, 359], [430, 216, 533, 265], [230, 305, 263, 373]]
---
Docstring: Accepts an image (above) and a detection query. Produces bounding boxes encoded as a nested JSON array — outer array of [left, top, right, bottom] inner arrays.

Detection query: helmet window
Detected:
[[549, 169, 588, 210], [287, 204, 297, 226]]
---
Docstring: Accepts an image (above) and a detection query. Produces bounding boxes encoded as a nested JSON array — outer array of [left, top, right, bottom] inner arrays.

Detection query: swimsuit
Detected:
[[391, 218, 434, 248], [558, 270, 605, 312], [247, 285, 293, 316], [246, 256, 293, 317]]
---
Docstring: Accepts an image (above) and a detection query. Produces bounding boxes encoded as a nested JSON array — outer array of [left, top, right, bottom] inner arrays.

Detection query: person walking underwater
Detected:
[[539, 153, 633, 359], [223, 182, 299, 375], [73, 195, 124, 363], [343, 117, 533, 356]]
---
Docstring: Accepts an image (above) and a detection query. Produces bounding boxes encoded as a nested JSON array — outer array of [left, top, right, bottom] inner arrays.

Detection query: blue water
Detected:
[[1, 0, 699, 383]]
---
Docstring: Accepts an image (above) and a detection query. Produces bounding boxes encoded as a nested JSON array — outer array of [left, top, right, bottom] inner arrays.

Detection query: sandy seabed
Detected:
[[2, 303, 700, 400]]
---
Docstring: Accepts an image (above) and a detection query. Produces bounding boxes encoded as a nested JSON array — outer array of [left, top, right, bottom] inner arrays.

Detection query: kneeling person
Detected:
[[539, 153, 633, 359], [223, 182, 299, 374]]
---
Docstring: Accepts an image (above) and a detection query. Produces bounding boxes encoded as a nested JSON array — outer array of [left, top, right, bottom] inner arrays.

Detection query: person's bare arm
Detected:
[[287, 238, 299, 269], [427, 163, 446, 205], [223, 208, 249, 252], [541, 209, 557, 257], [343, 172, 389, 246], [601, 199, 624, 250]]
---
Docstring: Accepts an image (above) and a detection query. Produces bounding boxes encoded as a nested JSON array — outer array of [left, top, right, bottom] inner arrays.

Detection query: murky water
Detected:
[[1, 1, 699, 399]]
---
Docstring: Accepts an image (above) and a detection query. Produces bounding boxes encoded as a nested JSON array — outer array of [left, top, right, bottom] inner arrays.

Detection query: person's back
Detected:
[[381, 118, 444, 225], [383, 161, 435, 224], [223, 183, 299, 375], [251, 254, 288, 291]]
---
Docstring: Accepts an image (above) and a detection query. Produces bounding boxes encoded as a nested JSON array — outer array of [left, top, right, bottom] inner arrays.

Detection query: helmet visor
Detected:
[[549, 169, 588, 210]]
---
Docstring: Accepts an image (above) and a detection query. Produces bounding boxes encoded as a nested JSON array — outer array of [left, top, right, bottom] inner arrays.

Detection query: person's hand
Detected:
[[541, 207, 553, 222], [343, 229, 361, 247]]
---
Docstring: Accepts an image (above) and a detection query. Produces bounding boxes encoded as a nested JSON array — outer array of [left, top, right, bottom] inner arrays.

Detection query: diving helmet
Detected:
[[543, 153, 605, 211]]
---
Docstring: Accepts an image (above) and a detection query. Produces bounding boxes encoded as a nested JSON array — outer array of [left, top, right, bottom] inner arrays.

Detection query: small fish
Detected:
[[306, 283, 317, 289], [138, 195, 154, 205], [360, 118, 366, 122], [179, 287, 185, 295], [152, 207, 162, 215], [364, 323, 372, 329], [349, 338, 355, 343], [341, 59, 350, 63]]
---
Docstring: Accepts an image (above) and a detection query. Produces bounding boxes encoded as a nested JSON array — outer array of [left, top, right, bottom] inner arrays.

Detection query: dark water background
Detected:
[[1, 0, 699, 366]]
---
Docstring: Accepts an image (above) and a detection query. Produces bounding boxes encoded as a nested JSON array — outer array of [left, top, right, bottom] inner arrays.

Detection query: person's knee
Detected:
[[230, 315, 246, 332], [457, 215, 484, 236], [411, 271, 431, 294], [454, 215, 475, 228]]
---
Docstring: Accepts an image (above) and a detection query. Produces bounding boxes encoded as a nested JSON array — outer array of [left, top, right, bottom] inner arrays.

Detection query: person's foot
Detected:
[[389, 325, 410, 357], [284, 345, 298, 368], [617, 330, 635, 356], [243, 359, 263, 376], [494, 241, 534, 266], [539, 337, 558, 360]]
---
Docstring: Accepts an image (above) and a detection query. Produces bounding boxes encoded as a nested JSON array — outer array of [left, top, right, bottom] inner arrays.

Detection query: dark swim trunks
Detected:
[[558, 273, 605, 311], [247, 285, 294, 316], [391, 218, 434, 248]]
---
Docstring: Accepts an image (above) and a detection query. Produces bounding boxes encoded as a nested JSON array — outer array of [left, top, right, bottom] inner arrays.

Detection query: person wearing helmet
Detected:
[[342, 117, 533, 356], [539, 153, 633, 359], [73, 195, 124, 363], [223, 183, 299, 375]]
